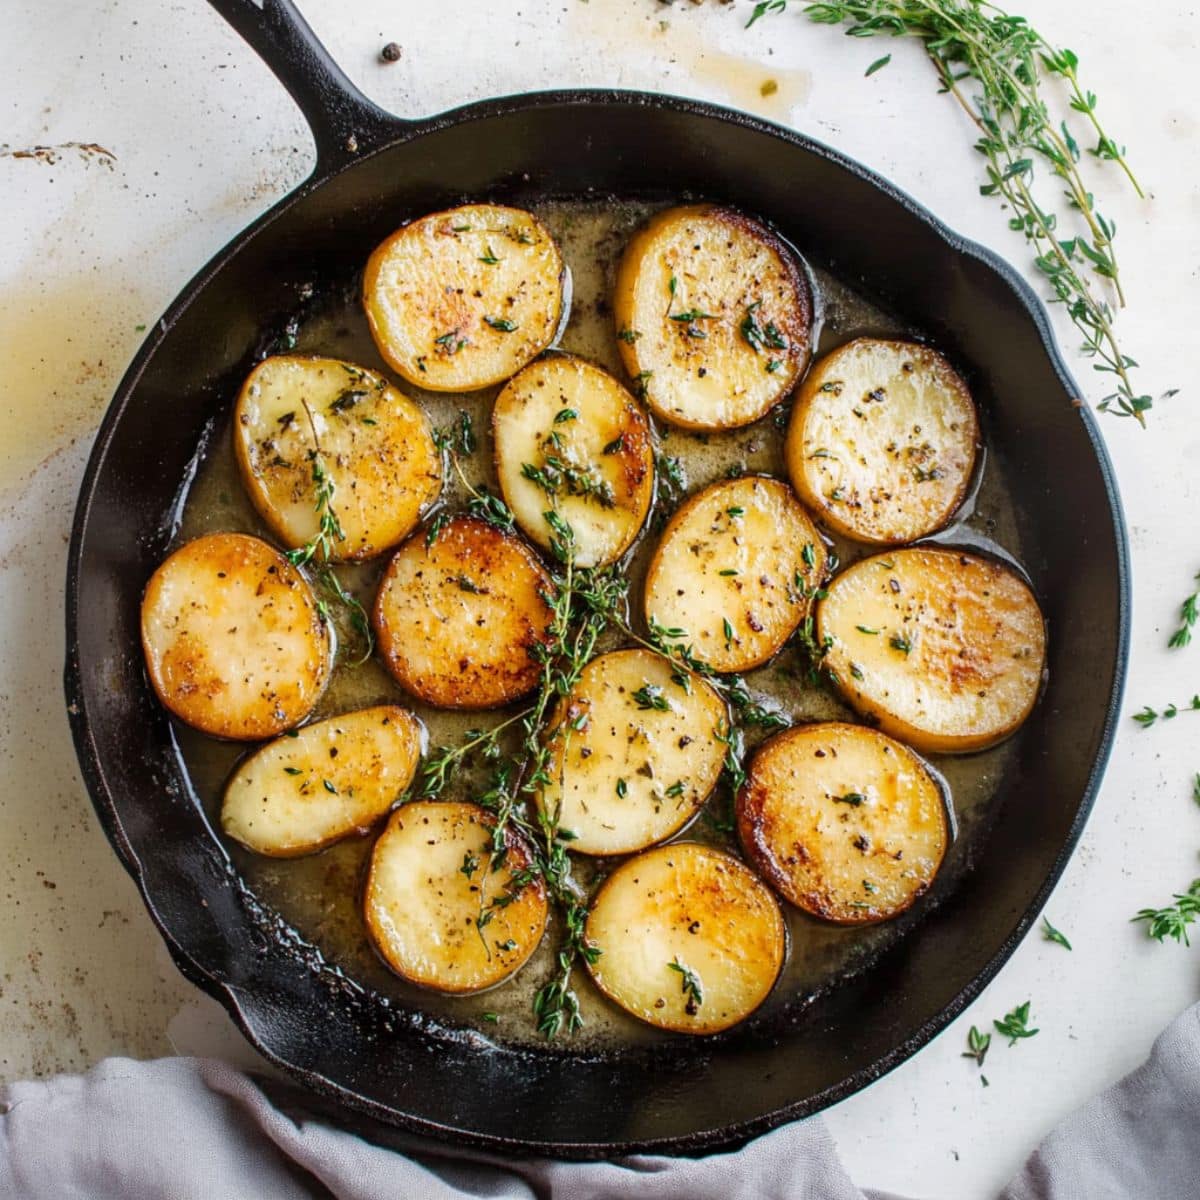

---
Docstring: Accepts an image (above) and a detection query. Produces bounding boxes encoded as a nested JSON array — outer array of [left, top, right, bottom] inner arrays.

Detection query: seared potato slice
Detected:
[[365, 800, 548, 994], [786, 338, 979, 544], [613, 204, 812, 430], [363, 203, 565, 392], [585, 843, 785, 1034], [493, 355, 654, 568], [233, 355, 440, 561], [141, 533, 332, 740], [374, 515, 554, 709], [538, 649, 726, 855], [644, 475, 829, 673], [221, 705, 422, 857], [818, 548, 1046, 753], [738, 723, 948, 924]]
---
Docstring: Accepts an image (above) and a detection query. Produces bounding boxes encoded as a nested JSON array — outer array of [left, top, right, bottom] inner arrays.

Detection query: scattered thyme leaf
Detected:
[[1041, 916, 1072, 950], [963, 1024, 991, 1068], [994, 1001, 1039, 1045]]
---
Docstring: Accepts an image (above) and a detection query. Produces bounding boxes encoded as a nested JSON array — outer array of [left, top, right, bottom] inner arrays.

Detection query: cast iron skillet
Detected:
[[63, 0, 1129, 1157]]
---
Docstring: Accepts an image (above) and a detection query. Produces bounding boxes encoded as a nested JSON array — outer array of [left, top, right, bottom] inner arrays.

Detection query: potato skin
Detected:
[[585, 842, 786, 1035], [785, 338, 979, 545], [538, 649, 727, 855], [221, 705, 422, 857], [363, 203, 564, 392], [817, 547, 1047, 753], [492, 354, 654, 568], [613, 204, 812, 431], [364, 800, 548, 994], [141, 532, 332, 740], [233, 355, 441, 562], [373, 515, 555, 710], [738, 722, 948, 924], [643, 475, 829, 673]]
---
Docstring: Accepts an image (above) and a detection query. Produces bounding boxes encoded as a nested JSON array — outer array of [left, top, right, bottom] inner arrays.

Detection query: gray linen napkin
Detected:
[[1, 1003, 1196, 1200]]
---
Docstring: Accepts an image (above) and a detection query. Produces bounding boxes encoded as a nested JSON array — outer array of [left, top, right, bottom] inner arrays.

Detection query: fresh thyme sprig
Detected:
[[284, 402, 373, 665], [412, 716, 525, 801], [743, 0, 1169, 423], [1131, 696, 1200, 729], [669, 957, 705, 1015], [1168, 572, 1200, 650], [432, 412, 517, 541], [433, 506, 627, 1039], [1132, 880, 1200, 946]]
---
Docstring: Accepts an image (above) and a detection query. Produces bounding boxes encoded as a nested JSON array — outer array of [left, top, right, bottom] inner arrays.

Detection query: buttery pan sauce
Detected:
[[172, 198, 1028, 1049]]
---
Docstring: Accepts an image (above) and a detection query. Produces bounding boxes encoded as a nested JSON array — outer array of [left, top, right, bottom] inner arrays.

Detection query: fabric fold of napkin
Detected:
[[2, 1003, 1197, 1200]]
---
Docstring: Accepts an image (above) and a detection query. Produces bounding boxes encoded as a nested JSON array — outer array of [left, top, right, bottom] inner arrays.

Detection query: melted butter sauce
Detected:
[[173, 197, 1027, 1051]]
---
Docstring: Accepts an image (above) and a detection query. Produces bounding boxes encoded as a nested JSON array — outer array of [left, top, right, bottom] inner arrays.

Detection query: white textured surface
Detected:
[[2, 2, 1198, 1195]]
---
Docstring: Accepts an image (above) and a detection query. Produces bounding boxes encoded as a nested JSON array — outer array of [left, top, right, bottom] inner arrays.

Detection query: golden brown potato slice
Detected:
[[233, 355, 441, 562], [363, 203, 565, 392], [141, 532, 332, 740], [613, 204, 812, 430], [537, 649, 726, 855], [585, 842, 785, 1034], [818, 547, 1046, 753], [364, 800, 548, 994], [643, 475, 829, 673], [493, 354, 654, 568], [738, 722, 948, 924], [786, 338, 979, 544], [373, 515, 554, 709], [221, 705, 422, 857]]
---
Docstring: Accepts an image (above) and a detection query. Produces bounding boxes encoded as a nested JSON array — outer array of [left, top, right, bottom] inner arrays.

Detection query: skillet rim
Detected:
[[63, 87, 1131, 1156]]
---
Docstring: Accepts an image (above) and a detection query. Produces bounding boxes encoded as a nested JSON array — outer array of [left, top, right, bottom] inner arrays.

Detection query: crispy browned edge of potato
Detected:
[[736, 721, 949, 925], [785, 337, 981, 545], [613, 204, 814, 432], [219, 704, 422, 858], [361, 204, 566, 391], [371, 514, 555, 710], [584, 842, 788, 1035], [362, 800, 549, 994], [641, 474, 831, 674]]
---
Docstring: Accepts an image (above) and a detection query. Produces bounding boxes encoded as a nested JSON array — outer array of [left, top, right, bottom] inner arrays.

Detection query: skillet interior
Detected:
[[65, 93, 1127, 1154]]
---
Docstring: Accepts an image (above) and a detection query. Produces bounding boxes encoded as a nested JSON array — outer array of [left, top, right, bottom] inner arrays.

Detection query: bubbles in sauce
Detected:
[[172, 197, 1028, 1051]]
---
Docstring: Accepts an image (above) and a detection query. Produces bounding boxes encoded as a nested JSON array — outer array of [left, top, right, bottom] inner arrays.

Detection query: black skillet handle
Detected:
[[206, 0, 402, 170]]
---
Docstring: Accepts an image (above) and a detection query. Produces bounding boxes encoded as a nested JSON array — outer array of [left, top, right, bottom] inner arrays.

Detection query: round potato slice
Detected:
[[365, 800, 548, 994], [818, 548, 1046, 754], [538, 649, 726, 856], [363, 203, 565, 392], [644, 475, 829, 674], [493, 354, 654, 568], [221, 705, 422, 857], [141, 532, 332, 740], [613, 204, 812, 431], [786, 338, 979, 544], [373, 515, 555, 709], [585, 843, 785, 1035], [233, 355, 441, 562], [738, 722, 948, 924]]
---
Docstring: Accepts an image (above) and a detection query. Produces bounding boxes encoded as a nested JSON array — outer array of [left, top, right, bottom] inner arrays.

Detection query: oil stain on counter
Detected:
[[568, 1, 812, 121]]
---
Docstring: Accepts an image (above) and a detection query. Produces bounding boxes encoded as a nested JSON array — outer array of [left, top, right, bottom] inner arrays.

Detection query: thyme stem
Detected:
[[744, 0, 1169, 423]]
